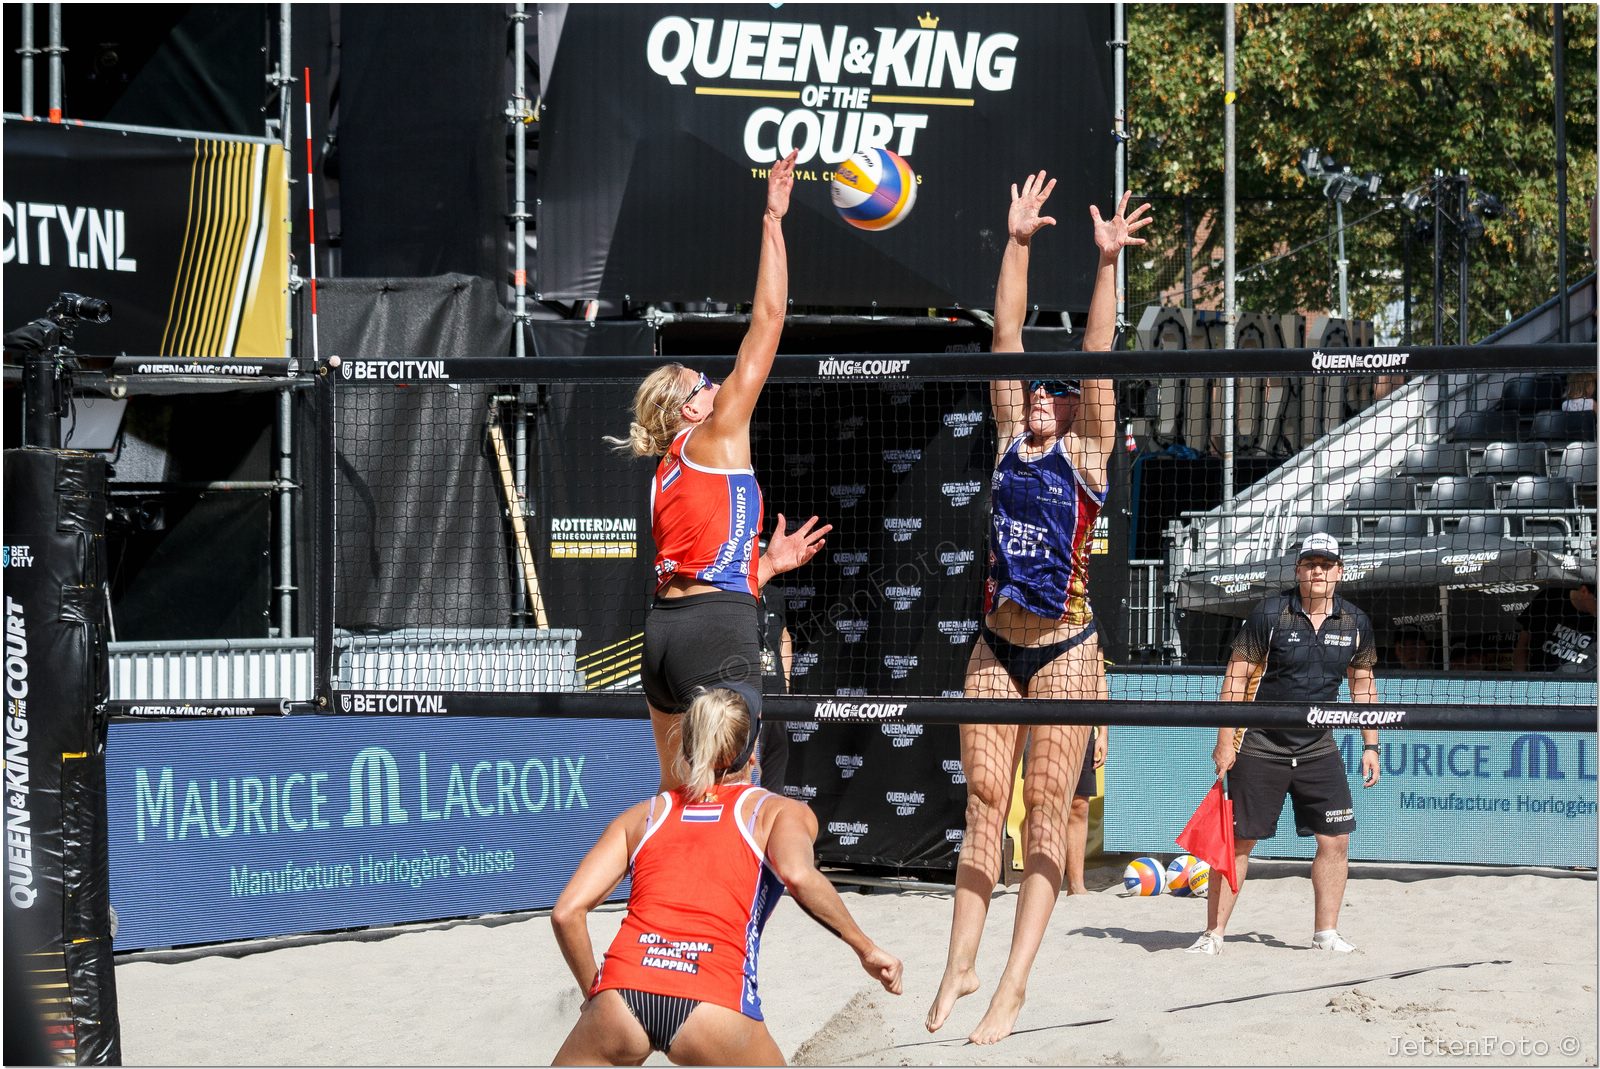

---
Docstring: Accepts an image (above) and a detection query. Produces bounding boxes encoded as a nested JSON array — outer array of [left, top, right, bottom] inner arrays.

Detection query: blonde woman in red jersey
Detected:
[[606, 150, 831, 791], [551, 681, 902, 1065]]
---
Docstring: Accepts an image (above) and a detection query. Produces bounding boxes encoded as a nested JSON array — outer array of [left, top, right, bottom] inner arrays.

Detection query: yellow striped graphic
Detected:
[[576, 633, 645, 690], [159, 142, 202, 357], [161, 139, 288, 357], [585, 657, 643, 690], [575, 633, 644, 666]]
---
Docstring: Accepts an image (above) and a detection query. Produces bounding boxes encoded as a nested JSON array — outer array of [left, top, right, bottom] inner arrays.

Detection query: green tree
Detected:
[[1127, 3, 1597, 342]]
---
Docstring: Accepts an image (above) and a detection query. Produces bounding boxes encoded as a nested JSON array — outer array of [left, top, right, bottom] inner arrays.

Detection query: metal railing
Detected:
[[110, 629, 584, 702]]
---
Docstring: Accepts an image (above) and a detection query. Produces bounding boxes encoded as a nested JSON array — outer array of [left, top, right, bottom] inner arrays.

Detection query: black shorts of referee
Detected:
[[1230, 750, 1355, 840]]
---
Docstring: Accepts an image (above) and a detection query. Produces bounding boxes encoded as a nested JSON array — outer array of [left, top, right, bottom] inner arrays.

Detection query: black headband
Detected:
[[711, 680, 764, 776]]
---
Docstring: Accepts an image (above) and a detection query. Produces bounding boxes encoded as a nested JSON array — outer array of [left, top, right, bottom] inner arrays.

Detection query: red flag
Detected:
[[1177, 778, 1239, 893]]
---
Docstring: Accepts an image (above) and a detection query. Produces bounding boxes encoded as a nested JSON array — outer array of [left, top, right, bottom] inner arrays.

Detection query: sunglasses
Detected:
[[1028, 379, 1080, 397], [682, 371, 713, 407]]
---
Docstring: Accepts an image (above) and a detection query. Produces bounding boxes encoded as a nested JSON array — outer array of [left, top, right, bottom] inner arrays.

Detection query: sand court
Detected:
[[113, 861, 1596, 1066]]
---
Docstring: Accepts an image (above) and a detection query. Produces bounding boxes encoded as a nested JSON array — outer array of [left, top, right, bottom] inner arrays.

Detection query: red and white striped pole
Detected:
[[302, 67, 321, 362]]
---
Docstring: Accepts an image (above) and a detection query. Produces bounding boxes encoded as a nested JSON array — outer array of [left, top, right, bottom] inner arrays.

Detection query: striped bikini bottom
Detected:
[[615, 988, 701, 1053]]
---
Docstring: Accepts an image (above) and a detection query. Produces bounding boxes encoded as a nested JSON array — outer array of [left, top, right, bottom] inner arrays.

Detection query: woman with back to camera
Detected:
[[926, 174, 1150, 1045], [605, 150, 831, 790], [550, 681, 902, 1066]]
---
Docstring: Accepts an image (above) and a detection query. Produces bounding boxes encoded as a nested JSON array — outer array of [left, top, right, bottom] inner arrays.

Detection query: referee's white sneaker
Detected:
[[1185, 932, 1223, 955], [1311, 929, 1357, 952]]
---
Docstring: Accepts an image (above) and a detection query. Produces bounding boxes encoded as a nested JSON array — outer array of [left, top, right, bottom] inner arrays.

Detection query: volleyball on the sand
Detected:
[[1122, 856, 1166, 896], [830, 146, 918, 231], [1166, 853, 1210, 897]]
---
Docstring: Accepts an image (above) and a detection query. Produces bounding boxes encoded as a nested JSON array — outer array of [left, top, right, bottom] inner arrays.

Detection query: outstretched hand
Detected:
[[1008, 170, 1058, 245], [767, 149, 799, 221], [1089, 191, 1153, 261], [763, 513, 832, 576]]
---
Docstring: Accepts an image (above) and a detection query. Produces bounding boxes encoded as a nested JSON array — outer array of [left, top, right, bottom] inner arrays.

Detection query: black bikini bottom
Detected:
[[979, 619, 1098, 692]]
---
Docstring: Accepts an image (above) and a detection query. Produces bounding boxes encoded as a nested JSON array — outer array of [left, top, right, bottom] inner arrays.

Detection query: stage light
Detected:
[[1294, 147, 1379, 322], [1470, 191, 1504, 220]]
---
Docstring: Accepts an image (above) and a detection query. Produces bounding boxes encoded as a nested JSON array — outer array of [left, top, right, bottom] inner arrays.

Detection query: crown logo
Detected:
[[917, 11, 939, 29]]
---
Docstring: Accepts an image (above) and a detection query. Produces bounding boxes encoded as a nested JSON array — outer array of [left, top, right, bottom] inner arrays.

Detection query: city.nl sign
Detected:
[[106, 715, 657, 950]]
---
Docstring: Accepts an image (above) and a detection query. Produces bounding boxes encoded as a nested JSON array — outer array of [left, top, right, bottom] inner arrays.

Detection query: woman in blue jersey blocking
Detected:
[[604, 150, 831, 791], [927, 174, 1150, 1044]]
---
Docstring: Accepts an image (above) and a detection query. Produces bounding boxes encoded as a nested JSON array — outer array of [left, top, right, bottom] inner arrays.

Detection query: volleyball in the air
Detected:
[[1166, 854, 1211, 898], [830, 146, 918, 231], [1122, 856, 1167, 896]]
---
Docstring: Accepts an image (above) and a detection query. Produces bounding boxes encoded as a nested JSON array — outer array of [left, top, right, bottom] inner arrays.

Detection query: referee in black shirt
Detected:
[[1187, 533, 1380, 957]]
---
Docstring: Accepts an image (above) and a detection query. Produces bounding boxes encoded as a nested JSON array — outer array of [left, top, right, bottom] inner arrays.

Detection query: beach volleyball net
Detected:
[[313, 341, 1594, 732]]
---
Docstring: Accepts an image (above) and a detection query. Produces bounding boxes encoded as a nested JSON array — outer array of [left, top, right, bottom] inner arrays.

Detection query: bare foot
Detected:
[[924, 967, 980, 1033], [1064, 883, 1090, 896], [969, 983, 1026, 1045]]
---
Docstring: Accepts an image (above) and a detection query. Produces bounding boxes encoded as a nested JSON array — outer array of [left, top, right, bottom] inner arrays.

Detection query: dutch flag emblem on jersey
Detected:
[[681, 803, 723, 823], [661, 459, 681, 490]]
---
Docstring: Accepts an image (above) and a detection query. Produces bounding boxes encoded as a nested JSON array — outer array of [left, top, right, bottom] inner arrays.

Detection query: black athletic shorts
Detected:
[[642, 590, 760, 714], [1229, 749, 1355, 840]]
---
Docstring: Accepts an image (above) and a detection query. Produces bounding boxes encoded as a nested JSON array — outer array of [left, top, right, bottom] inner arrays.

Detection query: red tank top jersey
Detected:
[[651, 428, 763, 597], [590, 784, 785, 1020]]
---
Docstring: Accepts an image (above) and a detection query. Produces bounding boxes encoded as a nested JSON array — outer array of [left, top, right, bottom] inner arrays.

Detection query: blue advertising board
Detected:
[[1103, 672, 1598, 868], [105, 715, 659, 950]]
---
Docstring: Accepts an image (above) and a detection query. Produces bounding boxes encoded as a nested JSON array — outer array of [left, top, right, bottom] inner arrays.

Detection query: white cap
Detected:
[[1298, 532, 1342, 563]]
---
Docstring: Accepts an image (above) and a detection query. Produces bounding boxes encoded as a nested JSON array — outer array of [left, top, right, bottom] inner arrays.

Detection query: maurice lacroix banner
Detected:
[[3, 120, 288, 359], [536, 4, 1114, 309], [1103, 672, 1599, 869], [105, 715, 658, 950]]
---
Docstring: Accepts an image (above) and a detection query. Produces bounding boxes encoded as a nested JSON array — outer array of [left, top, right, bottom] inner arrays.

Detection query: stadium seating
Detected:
[[1289, 515, 1346, 543], [1496, 373, 1567, 414], [1503, 476, 1578, 544], [1447, 513, 1512, 542], [1367, 514, 1433, 540], [1398, 441, 1471, 480], [1422, 475, 1497, 511], [1342, 477, 1417, 512], [1503, 475, 1577, 509], [1477, 440, 1549, 479], [1552, 439, 1598, 483], [1551, 441, 1597, 508], [1528, 408, 1596, 445], [1447, 409, 1523, 443]]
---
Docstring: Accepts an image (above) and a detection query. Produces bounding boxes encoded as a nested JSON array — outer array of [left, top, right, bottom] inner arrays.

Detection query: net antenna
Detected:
[[302, 67, 321, 363], [488, 396, 549, 628]]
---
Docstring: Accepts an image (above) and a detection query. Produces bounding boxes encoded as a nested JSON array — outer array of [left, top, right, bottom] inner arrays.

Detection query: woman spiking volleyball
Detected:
[[605, 150, 831, 791], [926, 175, 1151, 1044]]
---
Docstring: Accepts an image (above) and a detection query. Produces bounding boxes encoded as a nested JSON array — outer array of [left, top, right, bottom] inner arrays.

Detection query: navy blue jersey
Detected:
[[984, 434, 1105, 626]]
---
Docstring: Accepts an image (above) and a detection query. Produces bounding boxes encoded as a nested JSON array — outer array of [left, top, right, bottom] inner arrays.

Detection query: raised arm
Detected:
[[990, 171, 1058, 439], [1075, 192, 1153, 485], [703, 150, 798, 455]]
